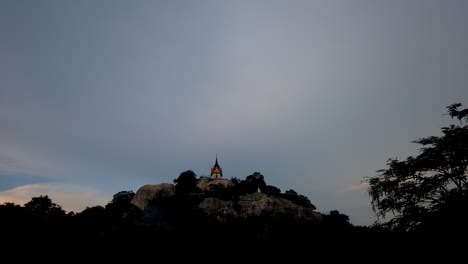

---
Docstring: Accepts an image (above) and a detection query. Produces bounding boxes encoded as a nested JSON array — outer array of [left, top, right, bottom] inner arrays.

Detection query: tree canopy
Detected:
[[174, 170, 200, 194], [24, 195, 65, 218], [366, 103, 468, 231]]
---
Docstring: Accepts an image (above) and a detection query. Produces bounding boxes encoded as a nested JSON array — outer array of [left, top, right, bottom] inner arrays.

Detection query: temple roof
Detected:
[[213, 156, 220, 168], [211, 154, 223, 178]]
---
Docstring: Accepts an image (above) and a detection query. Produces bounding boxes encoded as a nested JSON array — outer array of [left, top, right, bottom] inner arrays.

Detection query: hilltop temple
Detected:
[[211, 155, 223, 179]]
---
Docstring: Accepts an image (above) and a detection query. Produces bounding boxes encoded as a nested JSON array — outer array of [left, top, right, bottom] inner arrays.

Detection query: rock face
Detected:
[[199, 192, 322, 221], [196, 178, 234, 191], [131, 180, 322, 222], [131, 183, 175, 210]]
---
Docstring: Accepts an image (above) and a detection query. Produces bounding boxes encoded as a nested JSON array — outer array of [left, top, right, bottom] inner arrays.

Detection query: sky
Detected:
[[1, 0, 467, 225]]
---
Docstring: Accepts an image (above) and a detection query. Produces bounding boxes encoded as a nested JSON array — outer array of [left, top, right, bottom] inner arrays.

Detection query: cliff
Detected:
[[130, 183, 175, 210], [131, 180, 322, 222], [199, 192, 322, 221]]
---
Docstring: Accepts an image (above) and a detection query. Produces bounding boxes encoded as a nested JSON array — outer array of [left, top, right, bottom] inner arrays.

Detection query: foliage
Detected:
[[105, 191, 143, 223], [246, 172, 267, 190], [282, 189, 316, 210], [238, 172, 267, 194], [230, 177, 241, 185], [111, 190, 135, 204], [321, 210, 352, 230], [263, 185, 281, 195], [79, 205, 106, 219], [366, 103, 468, 231], [24, 195, 65, 218], [174, 170, 200, 194], [0, 202, 26, 227], [75, 205, 109, 235]]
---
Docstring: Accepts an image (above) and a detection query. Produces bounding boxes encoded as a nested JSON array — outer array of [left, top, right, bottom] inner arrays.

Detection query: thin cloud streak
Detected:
[[342, 182, 370, 193]]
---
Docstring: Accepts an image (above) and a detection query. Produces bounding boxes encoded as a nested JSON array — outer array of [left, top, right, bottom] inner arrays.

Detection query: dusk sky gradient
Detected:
[[1, 0, 467, 225]]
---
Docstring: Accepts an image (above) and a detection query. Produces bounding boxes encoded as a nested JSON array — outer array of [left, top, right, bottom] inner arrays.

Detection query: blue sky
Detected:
[[1, 0, 467, 225]]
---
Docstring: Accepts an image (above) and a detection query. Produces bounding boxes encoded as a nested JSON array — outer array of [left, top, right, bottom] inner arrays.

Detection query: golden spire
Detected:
[[211, 154, 223, 179]]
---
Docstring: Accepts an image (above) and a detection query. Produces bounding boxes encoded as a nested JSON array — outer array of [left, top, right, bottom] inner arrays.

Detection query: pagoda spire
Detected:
[[211, 153, 223, 179], [214, 153, 219, 167]]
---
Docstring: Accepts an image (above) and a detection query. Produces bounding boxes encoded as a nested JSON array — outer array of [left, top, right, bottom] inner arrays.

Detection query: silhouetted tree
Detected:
[[322, 210, 352, 230], [447, 103, 468, 123], [111, 190, 135, 204], [174, 170, 200, 194], [75, 205, 108, 236], [282, 189, 316, 210], [24, 195, 65, 218], [105, 191, 143, 223], [0, 202, 26, 227], [0, 202, 23, 213], [264, 185, 281, 196], [79, 205, 106, 217], [239, 172, 267, 193], [366, 103, 468, 231], [230, 177, 241, 185]]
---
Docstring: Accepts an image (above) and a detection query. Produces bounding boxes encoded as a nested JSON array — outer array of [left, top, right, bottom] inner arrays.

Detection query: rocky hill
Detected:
[[130, 183, 175, 209], [131, 179, 322, 222]]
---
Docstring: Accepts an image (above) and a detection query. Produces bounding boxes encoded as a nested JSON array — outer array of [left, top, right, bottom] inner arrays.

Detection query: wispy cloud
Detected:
[[0, 183, 109, 213], [0, 142, 64, 178], [342, 182, 370, 192]]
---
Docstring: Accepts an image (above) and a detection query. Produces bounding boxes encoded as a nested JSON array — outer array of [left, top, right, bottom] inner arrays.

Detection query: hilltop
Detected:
[[131, 177, 322, 222], [0, 170, 381, 259]]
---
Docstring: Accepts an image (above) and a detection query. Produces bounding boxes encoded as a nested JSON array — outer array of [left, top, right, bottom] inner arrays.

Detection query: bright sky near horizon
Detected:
[[1, 0, 467, 225]]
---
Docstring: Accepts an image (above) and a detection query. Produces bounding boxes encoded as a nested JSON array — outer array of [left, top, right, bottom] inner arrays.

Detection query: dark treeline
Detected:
[[0, 172, 382, 257]]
